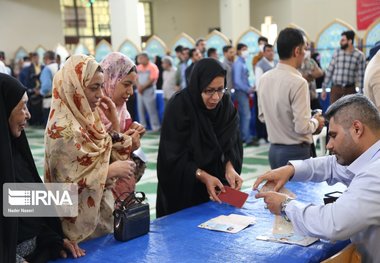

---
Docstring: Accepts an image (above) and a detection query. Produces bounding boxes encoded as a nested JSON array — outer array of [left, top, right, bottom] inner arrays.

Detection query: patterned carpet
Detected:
[[26, 127, 271, 219]]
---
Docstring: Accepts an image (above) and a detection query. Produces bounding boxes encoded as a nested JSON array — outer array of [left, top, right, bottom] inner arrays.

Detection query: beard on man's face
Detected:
[[340, 43, 349, 50]]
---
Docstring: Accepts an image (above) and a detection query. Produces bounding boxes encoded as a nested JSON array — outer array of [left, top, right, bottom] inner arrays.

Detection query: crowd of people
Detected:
[[1, 26, 380, 262], [2, 30, 375, 147]]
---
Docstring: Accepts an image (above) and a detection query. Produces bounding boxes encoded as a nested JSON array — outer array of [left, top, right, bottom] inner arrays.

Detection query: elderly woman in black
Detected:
[[156, 58, 243, 217], [0, 73, 83, 263]]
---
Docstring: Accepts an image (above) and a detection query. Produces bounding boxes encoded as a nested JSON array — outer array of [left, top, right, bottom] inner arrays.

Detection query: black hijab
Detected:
[[0, 73, 25, 263], [0, 74, 64, 263], [156, 58, 243, 217], [186, 58, 242, 166]]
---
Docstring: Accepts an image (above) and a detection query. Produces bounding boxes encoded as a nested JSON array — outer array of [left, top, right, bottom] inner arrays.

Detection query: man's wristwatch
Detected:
[[280, 197, 294, 222]]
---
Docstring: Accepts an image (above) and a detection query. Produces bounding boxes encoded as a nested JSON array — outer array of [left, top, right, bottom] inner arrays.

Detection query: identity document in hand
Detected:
[[218, 186, 249, 208]]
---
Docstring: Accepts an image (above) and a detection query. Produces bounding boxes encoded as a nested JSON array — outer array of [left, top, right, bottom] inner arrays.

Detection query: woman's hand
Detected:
[[197, 170, 225, 203], [125, 129, 140, 152], [108, 160, 136, 179], [225, 161, 243, 190], [99, 96, 120, 132], [60, 238, 86, 259], [129, 121, 146, 137]]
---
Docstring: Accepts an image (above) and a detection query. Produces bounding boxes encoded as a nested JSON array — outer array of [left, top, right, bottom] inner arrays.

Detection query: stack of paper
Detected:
[[198, 214, 256, 234], [256, 232, 319, 246], [256, 183, 319, 246]]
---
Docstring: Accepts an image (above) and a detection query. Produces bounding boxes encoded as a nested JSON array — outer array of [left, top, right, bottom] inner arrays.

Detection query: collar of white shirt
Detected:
[[276, 62, 302, 77]]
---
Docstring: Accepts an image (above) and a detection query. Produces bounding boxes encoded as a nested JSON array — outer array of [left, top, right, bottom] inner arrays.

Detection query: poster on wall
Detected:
[[357, 0, 380, 30]]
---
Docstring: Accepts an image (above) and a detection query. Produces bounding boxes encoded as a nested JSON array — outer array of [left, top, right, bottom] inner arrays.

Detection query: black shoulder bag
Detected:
[[113, 191, 150, 241]]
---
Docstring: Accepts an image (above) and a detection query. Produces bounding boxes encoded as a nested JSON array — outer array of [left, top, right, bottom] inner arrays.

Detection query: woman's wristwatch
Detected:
[[280, 197, 294, 222]]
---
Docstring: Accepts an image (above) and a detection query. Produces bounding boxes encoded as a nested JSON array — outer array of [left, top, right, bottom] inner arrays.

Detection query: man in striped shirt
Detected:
[[321, 30, 366, 104]]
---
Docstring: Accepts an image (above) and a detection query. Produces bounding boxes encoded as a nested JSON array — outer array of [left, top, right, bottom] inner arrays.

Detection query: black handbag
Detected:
[[113, 191, 150, 242]]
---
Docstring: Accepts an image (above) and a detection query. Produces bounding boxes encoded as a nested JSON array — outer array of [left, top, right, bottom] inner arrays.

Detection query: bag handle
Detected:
[[114, 191, 146, 210]]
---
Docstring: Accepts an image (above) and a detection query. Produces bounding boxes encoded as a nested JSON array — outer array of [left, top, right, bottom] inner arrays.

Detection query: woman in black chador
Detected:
[[156, 58, 243, 218], [0, 73, 84, 263]]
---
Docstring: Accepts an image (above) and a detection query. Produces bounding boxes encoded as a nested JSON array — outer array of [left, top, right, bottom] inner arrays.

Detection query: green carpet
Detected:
[[26, 127, 271, 219]]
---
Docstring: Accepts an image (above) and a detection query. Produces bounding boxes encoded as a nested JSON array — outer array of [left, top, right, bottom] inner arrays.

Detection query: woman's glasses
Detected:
[[203, 88, 227, 97]]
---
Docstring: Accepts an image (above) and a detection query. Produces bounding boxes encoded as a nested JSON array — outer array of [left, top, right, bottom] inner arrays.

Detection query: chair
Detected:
[[321, 243, 362, 263]]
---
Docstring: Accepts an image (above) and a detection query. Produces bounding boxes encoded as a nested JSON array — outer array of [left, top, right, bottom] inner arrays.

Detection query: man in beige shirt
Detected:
[[258, 28, 324, 169], [364, 50, 380, 111]]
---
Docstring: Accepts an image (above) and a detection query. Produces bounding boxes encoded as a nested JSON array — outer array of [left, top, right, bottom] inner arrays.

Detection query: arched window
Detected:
[[363, 18, 380, 57], [315, 19, 357, 69], [206, 30, 230, 60], [118, 39, 141, 61], [171, 33, 195, 56], [94, 39, 112, 62], [143, 35, 168, 60]]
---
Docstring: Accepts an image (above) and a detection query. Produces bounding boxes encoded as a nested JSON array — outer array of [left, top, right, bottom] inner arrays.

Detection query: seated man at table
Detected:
[[254, 94, 380, 263]]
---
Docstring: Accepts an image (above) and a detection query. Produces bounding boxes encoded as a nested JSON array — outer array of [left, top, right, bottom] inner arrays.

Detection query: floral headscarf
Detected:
[[44, 54, 114, 242], [100, 52, 135, 132]]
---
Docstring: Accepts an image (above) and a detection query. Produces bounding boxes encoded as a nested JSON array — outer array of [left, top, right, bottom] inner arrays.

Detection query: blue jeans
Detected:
[[269, 143, 312, 169], [234, 90, 252, 143]]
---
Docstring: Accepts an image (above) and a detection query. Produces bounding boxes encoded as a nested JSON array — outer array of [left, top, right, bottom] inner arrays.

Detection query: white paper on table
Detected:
[[256, 232, 319, 246], [198, 214, 256, 234], [259, 182, 296, 234], [257, 182, 318, 246], [273, 215, 294, 235]]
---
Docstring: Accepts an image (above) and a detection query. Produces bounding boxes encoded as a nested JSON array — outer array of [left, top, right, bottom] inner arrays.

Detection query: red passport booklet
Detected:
[[218, 186, 249, 208]]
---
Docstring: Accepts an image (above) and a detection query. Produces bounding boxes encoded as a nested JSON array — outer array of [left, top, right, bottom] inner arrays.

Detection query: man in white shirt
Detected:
[[0, 51, 12, 75], [258, 28, 324, 168], [0, 61, 7, 74], [254, 94, 380, 263], [254, 44, 276, 142], [161, 56, 178, 105], [364, 50, 380, 111]]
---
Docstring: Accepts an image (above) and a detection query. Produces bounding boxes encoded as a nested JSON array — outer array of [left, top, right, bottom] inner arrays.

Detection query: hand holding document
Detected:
[[256, 182, 319, 246], [258, 181, 296, 198], [218, 186, 249, 208]]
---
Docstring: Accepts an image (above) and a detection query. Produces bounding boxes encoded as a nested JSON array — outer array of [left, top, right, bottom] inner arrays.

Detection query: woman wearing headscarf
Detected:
[[44, 55, 134, 243], [156, 58, 243, 217], [100, 52, 146, 195], [0, 73, 83, 263], [100, 52, 144, 134]]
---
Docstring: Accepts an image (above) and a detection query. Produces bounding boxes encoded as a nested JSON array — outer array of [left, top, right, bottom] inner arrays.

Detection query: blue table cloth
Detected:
[[52, 182, 349, 263]]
